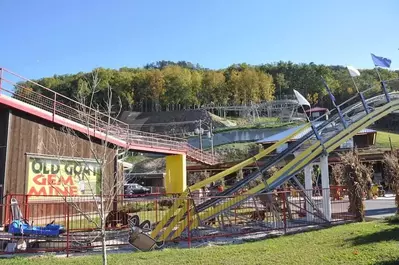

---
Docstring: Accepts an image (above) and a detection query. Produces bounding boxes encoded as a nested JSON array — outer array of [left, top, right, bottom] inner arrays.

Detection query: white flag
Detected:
[[347, 65, 360, 77], [293, 89, 311, 107]]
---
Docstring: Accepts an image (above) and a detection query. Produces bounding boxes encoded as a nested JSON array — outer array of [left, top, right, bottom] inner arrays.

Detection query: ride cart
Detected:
[[2, 198, 66, 252]]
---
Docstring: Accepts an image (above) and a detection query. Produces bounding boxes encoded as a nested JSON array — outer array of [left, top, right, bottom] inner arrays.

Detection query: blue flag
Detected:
[[371, 53, 391, 68]]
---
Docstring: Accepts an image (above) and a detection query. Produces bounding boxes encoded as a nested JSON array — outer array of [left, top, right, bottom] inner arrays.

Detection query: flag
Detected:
[[371, 53, 391, 68], [347, 65, 360, 77], [321, 77, 336, 103], [293, 89, 311, 107]]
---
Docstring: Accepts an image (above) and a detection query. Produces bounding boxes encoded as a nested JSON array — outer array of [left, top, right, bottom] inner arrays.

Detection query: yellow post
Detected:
[[165, 154, 187, 194]]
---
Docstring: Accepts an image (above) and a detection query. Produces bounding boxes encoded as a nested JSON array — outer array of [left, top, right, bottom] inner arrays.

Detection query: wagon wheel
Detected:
[[16, 238, 27, 251], [129, 215, 140, 228], [139, 220, 151, 231]]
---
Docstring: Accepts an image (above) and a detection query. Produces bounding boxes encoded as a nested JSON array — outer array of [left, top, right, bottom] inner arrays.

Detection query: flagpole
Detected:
[[375, 67, 383, 82], [347, 66, 361, 94], [350, 76, 360, 94], [293, 89, 323, 143], [299, 103, 312, 124]]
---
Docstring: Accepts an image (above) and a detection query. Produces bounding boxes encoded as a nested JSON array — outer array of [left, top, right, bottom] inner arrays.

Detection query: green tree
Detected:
[[258, 71, 275, 101], [146, 69, 165, 111], [161, 65, 193, 109], [275, 73, 287, 99]]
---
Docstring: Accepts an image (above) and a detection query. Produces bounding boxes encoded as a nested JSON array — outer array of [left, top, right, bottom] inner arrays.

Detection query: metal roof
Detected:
[[305, 107, 328, 113], [257, 124, 376, 144]]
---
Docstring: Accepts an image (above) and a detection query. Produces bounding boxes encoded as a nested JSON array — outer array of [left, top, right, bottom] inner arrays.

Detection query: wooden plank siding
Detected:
[[0, 107, 9, 190], [3, 108, 118, 195]]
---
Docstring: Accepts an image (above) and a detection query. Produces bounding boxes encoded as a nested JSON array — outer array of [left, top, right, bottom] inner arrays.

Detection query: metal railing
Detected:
[[0, 187, 353, 255], [0, 67, 220, 165]]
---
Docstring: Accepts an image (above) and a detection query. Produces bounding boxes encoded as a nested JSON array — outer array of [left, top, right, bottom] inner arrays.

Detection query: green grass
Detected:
[[210, 142, 257, 151], [3, 221, 399, 265], [375, 131, 399, 148]]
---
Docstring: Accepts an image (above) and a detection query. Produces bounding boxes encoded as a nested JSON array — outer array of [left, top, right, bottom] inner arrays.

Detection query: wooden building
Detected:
[[0, 105, 118, 197], [305, 107, 329, 121]]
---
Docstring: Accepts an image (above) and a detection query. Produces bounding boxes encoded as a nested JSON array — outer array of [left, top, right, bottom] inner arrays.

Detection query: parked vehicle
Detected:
[[124, 183, 150, 197]]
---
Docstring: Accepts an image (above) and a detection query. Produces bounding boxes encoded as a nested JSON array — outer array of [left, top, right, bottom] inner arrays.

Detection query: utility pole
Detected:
[[209, 120, 214, 155], [199, 119, 203, 151]]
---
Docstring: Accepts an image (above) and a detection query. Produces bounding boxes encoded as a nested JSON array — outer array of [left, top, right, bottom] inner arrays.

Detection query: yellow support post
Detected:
[[165, 154, 187, 194], [152, 124, 310, 239]]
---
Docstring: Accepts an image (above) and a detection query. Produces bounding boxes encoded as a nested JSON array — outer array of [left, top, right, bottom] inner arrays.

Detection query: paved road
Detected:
[[364, 194, 396, 219]]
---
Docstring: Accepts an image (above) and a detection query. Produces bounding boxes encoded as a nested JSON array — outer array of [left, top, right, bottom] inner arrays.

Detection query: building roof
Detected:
[[257, 123, 376, 144], [305, 107, 328, 113]]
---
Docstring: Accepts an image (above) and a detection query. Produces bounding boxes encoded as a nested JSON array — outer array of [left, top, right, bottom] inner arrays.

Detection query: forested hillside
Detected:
[[21, 60, 399, 112]]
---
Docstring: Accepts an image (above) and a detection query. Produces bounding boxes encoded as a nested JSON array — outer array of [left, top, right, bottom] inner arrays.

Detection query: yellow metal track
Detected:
[[151, 124, 310, 239], [170, 100, 398, 239]]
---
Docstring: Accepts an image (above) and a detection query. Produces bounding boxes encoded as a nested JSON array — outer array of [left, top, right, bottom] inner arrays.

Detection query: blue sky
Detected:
[[1, 0, 398, 78]]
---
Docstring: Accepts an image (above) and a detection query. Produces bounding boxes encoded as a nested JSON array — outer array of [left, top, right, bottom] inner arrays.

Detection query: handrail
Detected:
[[0, 67, 220, 165]]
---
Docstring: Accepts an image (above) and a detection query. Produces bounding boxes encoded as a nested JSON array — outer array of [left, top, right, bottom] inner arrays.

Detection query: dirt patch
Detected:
[[132, 158, 165, 173]]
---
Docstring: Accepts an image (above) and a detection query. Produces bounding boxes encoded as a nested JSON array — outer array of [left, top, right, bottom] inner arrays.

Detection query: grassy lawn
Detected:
[[210, 142, 257, 152], [3, 221, 399, 265], [375, 131, 399, 148]]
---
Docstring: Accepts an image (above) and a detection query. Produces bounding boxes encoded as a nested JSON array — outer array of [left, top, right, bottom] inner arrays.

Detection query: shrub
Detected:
[[386, 214, 399, 224], [158, 199, 174, 208]]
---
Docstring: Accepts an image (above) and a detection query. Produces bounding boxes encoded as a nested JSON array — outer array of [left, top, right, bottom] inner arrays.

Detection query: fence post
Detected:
[[282, 191, 287, 233], [53, 93, 57, 122], [234, 207, 237, 225], [66, 203, 70, 257], [23, 195, 29, 220], [4, 194, 10, 225], [187, 198, 191, 248], [63, 201, 67, 228], [155, 198, 158, 224], [26, 195, 30, 220]]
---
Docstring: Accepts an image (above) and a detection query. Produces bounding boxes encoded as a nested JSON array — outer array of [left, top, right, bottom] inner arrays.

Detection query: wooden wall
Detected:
[[4, 108, 118, 195], [0, 107, 9, 192]]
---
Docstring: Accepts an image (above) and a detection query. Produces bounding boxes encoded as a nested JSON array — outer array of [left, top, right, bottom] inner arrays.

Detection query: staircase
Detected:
[[0, 67, 220, 165]]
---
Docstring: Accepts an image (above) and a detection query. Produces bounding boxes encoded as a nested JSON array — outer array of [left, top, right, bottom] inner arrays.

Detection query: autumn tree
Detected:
[[162, 65, 193, 110], [146, 69, 165, 111], [201, 71, 226, 105], [20, 60, 399, 113]]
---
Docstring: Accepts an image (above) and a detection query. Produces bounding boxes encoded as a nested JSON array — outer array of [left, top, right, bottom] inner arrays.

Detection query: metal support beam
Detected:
[[381, 81, 391, 103], [359, 92, 370, 115], [320, 155, 331, 221], [304, 165, 314, 221], [291, 176, 327, 222]]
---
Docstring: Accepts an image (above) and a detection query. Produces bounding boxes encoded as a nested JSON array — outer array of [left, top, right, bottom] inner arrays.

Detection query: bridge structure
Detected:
[[0, 67, 220, 194]]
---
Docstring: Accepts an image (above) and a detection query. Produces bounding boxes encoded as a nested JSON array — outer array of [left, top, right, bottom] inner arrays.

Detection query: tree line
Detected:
[[21, 60, 399, 113]]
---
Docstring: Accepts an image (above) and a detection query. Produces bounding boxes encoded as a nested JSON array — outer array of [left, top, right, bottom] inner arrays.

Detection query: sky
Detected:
[[1, 0, 398, 79]]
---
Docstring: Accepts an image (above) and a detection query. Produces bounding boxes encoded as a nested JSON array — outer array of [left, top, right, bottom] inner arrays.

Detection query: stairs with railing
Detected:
[[0, 67, 220, 165]]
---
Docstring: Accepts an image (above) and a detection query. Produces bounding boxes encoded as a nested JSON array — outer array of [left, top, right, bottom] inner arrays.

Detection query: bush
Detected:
[[120, 202, 156, 212], [386, 214, 399, 224], [158, 199, 174, 208], [120, 203, 142, 213], [144, 202, 155, 211]]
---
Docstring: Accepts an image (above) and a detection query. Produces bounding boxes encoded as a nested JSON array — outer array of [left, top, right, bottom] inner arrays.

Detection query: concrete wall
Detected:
[[188, 127, 290, 149]]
